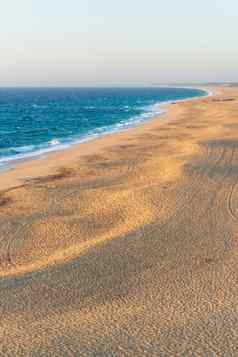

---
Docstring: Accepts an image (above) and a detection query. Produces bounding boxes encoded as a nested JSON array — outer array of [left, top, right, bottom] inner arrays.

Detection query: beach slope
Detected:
[[1, 86, 238, 355]]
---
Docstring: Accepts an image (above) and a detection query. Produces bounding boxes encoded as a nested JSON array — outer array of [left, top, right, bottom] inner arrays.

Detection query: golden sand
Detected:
[[1, 86, 238, 355]]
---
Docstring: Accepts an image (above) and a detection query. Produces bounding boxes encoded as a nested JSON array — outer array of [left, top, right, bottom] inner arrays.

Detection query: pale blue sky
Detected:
[[0, 0, 237, 86]]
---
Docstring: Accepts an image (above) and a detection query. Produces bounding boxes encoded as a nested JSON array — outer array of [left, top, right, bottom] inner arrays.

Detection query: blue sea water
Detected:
[[0, 87, 207, 168]]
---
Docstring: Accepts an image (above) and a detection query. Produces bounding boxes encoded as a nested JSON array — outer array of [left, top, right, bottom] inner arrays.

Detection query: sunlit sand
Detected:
[[1, 85, 238, 355]]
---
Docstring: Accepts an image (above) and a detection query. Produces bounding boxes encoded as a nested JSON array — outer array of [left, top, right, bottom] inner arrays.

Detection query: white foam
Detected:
[[49, 139, 60, 146]]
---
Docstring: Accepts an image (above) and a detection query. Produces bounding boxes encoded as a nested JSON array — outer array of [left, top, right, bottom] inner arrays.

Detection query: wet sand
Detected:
[[1, 85, 238, 355]]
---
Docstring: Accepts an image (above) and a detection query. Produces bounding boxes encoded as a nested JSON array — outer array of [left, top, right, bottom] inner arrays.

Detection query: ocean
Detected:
[[0, 87, 207, 168]]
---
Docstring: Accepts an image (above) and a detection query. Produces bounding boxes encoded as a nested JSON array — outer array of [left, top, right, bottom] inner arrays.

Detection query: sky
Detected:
[[0, 0, 237, 86]]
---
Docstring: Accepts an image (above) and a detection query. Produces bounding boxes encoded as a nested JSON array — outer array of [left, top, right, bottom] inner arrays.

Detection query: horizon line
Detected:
[[0, 81, 237, 89]]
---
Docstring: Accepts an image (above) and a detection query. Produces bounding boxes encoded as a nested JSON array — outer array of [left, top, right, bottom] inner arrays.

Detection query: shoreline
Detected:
[[0, 86, 211, 191]]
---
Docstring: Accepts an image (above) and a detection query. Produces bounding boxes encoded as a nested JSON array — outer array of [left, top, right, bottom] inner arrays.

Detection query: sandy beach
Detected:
[[1, 85, 238, 355]]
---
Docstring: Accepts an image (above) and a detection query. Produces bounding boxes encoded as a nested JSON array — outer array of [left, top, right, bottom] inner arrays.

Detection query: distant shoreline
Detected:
[[0, 86, 214, 192], [0, 86, 209, 174]]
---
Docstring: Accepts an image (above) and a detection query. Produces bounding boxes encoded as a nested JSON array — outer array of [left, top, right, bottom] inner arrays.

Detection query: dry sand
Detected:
[[1, 86, 238, 355]]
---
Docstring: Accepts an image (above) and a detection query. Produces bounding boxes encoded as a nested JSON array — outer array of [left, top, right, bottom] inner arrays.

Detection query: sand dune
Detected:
[[1, 86, 238, 355]]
